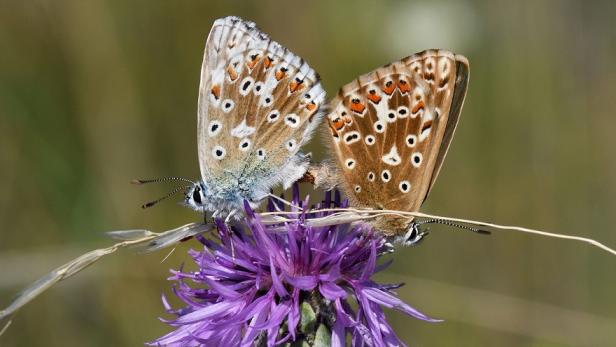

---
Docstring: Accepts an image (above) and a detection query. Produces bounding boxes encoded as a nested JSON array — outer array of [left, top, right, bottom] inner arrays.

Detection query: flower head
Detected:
[[150, 186, 439, 346]]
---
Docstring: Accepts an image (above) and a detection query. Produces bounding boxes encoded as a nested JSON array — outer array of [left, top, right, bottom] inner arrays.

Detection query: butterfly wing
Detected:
[[325, 50, 468, 225], [197, 17, 325, 202]]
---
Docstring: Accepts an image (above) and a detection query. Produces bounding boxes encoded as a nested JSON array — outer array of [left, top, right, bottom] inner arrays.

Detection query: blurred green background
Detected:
[[1, 0, 616, 346]]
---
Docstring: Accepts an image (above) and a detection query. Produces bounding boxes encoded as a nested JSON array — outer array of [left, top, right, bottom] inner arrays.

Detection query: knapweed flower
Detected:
[[150, 186, 440, 346]]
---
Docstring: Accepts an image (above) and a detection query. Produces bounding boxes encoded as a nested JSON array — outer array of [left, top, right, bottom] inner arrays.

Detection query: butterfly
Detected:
[[171, 16, 325, 219], [322, 50, 472, 245]]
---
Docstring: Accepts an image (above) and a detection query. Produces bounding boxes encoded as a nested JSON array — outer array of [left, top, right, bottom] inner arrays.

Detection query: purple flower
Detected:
[[150, 186, 440, 346]]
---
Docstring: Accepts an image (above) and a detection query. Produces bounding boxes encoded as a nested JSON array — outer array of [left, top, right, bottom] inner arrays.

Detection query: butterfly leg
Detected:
[[225, 209, 238, 224], [224, 209, 239, 258]]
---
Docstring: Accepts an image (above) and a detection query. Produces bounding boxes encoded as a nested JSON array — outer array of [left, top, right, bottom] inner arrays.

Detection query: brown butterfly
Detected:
[[320, 50, 477, 245]]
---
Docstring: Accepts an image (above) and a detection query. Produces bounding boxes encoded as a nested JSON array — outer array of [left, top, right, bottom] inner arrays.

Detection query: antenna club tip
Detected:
[[131, 179, 144, 185], [142, 202, 156, 209]]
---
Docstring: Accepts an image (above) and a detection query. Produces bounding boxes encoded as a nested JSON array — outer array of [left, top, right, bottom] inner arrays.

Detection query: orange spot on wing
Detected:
[[226, 66, 238, 81], [289, 80, 304, 93], [328, 119, 341, 138], [306, 102, 317, 111], [382, 81, 395, 95], [398, 80, 411, 94], [247, 55, 260, 70], [367, 93, 381, 104], [331, 117, 345, 131], [275, 69, 286, 81], [350, 100, 366, 114], [411, 100, 425, 114], [263, 56, 273, 69], [210, 84, 221, 100]]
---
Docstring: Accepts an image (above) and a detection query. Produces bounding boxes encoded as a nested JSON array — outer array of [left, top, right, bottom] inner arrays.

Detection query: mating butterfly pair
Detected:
[[165, 16, 469, 244]]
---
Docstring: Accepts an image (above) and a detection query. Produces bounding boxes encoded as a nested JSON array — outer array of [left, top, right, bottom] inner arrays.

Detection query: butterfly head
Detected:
[[184, 181, 209, 211], [398, 222, 429, 246]]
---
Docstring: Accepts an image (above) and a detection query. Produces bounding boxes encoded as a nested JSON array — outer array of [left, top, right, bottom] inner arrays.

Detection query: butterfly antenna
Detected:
[[417, 218, 491, 235], [141, 185, 189, 209], [131, 177, 196, 185]]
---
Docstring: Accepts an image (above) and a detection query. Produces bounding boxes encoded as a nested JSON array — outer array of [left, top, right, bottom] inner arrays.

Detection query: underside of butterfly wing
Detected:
[[325, 50, 469, 235], [197, 17, 325, 209]]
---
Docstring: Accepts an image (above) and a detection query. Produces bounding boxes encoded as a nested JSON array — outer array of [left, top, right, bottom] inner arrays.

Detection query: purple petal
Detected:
[[284, 274, 318, 290], [319, 282, 347, 300], [360, 241, 377, 281], [253, 299, 291, 330], [173, 300, 239, 324], [269, 257, 289, 298], [202, 278, 242, 299], [241, 303, 270, 346], [357, 293, 386, 347], [287, 289, 300, 339], [362, 286, 442, 323]]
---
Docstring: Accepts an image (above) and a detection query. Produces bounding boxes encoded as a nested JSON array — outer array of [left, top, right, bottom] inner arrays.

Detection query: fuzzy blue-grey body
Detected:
[[185, 151, 310, 216]]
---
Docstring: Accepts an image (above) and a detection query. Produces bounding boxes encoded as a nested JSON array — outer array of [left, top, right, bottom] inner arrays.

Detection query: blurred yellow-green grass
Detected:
[[1, 1, 616, 346]]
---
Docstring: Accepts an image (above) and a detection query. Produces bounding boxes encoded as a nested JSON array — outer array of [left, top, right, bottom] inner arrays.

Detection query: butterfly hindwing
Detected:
[[326, 50, 469, 222], [197, 17, 325, 202]]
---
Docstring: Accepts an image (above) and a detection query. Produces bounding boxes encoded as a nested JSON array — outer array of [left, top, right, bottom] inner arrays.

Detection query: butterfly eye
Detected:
[[212, 146, 226, 160], [411, 152, 423, 168], [192, 187, 203, 205], [399, 181, 411, 193]]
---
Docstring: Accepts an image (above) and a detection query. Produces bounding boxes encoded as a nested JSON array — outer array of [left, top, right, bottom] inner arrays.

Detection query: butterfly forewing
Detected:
[[326, 50, 469, 233], [198, 17, 325, 196]]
